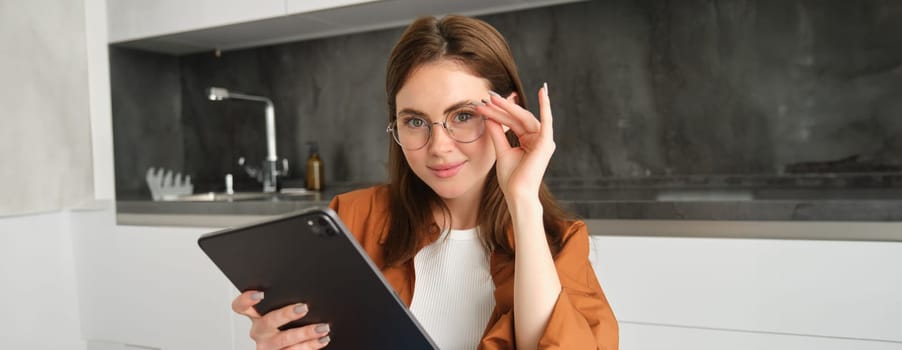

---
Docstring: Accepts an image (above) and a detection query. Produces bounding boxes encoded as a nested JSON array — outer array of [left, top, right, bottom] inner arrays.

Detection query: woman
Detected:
[[231, 15, 618, 350]]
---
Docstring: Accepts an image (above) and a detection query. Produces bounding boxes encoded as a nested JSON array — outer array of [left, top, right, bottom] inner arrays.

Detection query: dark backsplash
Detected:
[[111, 0, 902, 200]]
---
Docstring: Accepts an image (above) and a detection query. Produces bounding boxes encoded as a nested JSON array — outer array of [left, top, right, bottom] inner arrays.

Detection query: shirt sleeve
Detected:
[[479, 221, 619, 349]]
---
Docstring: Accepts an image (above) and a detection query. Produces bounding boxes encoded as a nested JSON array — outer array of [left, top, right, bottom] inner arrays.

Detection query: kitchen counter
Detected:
[[118, 189, 902, 220], [116, 183, 902, 242]]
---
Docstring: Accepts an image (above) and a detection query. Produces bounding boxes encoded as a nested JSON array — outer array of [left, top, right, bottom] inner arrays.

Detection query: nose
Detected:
[[426, 121, 454, 154]]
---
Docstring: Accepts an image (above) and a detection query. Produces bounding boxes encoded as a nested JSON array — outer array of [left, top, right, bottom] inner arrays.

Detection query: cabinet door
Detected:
[[285, 0, 381, 14], [107, 0, 284, 43]]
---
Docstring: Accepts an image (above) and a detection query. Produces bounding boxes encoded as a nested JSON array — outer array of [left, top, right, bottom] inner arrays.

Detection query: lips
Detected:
[[428, 161, 466, 178]]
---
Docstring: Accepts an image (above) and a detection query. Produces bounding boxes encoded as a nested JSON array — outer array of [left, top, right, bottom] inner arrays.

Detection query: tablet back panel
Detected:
[[198, 207, 437, 349]]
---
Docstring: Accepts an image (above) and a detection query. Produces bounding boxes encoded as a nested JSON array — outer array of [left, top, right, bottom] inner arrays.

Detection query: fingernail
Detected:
[[315, 323, 331, 334], [318, 336, 331, 344], [250, 292, 264, 301], [294, 303, 308, 314], [489, 90, 502, 98], [544, 82, 549, 96]]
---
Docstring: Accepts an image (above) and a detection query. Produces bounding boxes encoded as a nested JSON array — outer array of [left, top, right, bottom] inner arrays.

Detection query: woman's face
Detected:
[[394, 60, 505, 203]]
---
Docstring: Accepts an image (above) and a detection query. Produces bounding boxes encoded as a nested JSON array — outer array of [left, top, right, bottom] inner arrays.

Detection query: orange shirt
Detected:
[[329, 185, 619, 349]]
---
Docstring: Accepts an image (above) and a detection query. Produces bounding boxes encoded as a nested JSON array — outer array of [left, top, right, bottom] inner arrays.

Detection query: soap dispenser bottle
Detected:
[[305, 142, 324, 191]]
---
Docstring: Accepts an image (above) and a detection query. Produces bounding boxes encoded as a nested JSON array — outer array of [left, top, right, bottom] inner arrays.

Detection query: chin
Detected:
[[428, 182, 469, 200], [417, 173, 475, 200]]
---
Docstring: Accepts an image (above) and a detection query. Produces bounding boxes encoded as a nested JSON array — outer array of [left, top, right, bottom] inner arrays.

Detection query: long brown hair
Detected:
[[383, 15, 573, 267]]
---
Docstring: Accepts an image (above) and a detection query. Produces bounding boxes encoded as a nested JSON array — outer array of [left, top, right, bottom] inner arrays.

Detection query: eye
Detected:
[[452, 111, 476, 123], [403, 117, 427, 128]]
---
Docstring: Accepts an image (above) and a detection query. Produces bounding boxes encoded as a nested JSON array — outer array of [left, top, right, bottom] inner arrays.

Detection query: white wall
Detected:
[[0, 0, 95, 216], [0, 211, 85, 350], [0, 0, 118, 348], [0, 0, 102, 348], [85, 0, 115, 201]]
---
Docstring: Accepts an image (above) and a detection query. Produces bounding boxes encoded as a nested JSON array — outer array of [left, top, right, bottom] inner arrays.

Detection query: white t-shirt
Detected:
[[409, 228, 496, 350]]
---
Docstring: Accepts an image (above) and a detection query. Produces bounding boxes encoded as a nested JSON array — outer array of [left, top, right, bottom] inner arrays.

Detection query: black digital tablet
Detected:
[[198, 207, 438, 349]]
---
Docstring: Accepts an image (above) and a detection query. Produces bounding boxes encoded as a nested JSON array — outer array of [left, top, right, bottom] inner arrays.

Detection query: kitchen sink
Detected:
[[162, 188, 321, 202]]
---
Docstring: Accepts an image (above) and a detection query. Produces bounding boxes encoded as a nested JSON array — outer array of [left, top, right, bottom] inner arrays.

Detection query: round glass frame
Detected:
[[386, 104, 486, 150]]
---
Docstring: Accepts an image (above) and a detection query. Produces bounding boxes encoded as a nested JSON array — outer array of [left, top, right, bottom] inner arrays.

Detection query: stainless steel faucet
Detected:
[[207, 87, 288, 193]]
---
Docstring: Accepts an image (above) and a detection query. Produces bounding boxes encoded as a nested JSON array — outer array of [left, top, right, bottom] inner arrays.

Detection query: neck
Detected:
[[435, 190, 481, 230]]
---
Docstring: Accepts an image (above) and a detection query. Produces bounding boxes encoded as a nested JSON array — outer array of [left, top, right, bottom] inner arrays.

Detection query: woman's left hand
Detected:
[[478, 83, 555, 201]]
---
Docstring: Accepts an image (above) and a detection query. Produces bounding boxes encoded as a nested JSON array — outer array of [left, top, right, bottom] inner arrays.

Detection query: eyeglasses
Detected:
[[386, 103, 486, 150]]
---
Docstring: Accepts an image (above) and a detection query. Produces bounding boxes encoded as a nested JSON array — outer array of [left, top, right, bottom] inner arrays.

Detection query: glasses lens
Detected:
[[446, 108, 485, 143], [392, 118, 430, 150], [389, 105, 485, 150]]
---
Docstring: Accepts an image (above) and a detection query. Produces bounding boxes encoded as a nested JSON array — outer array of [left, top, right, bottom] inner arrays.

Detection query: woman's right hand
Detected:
[[232, 290, 332, 349]]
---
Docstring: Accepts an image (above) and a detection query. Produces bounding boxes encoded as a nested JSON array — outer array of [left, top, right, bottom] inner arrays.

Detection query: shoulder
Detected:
[[557, 219, 590, 256], [328, 184, 391, 245], [560, 219, 588, 241], [330, 184, 390, 210], [552, 219, 597, 286]]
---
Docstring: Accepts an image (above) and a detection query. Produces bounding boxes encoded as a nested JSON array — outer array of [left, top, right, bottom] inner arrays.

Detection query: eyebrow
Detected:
[[397, 100, 476, 118]]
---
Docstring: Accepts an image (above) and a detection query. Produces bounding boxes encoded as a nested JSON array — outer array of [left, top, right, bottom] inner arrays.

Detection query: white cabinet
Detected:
[[61, 208, 902, 349], [284, 0, 380, 14], [108, 0, 587, 54], [590, 233, 902, 344], [71, 208, 234, 350], [106, 0, 387, 44], [107, 0, 285, 43], [105, 0, 388, 45]]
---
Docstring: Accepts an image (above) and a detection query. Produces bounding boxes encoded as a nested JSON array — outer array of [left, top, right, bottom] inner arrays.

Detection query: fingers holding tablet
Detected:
[[236, 293, 330, 349], [232, 290, 264, 318], [256, 302, 309, 335], [272, 323, 332, 349]]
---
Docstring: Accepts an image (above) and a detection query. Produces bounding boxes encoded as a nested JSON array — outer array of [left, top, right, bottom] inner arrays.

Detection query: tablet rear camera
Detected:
[[309, 216, 337, 236], [324, 226, 337, 236]]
